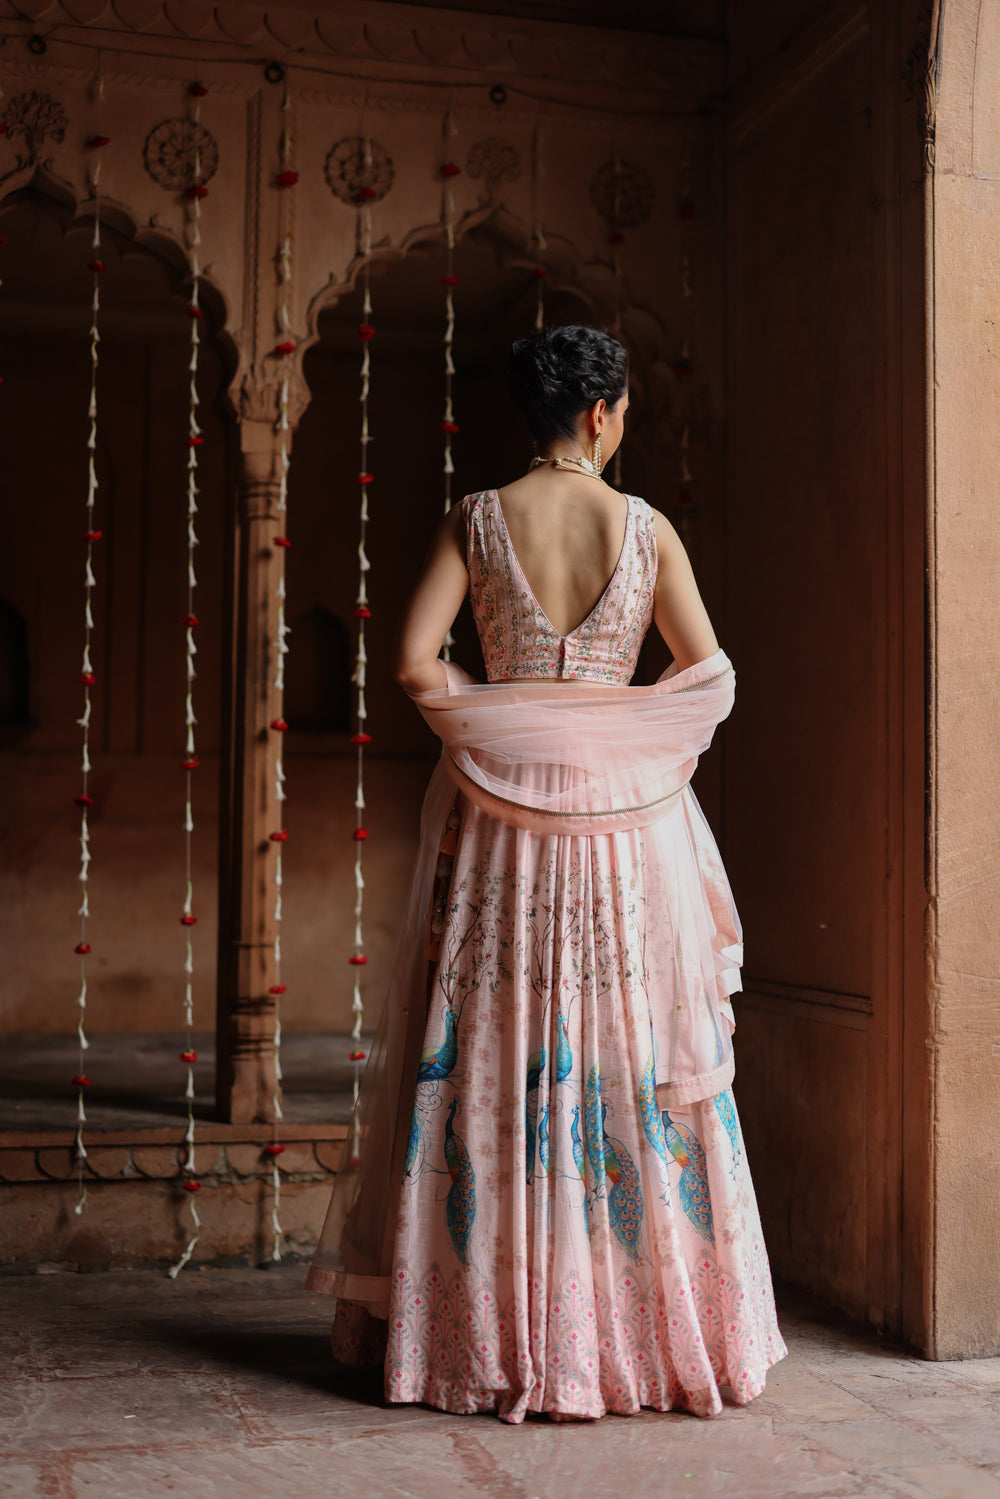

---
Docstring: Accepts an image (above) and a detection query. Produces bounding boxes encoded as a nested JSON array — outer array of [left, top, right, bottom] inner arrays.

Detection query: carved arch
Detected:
[[297, 206, 684, 473]]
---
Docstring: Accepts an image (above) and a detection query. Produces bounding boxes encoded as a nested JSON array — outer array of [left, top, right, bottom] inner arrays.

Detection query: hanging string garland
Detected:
[[531, 124, 547, 333], [440, 114, 460, 661], [348, 137, 377, 1165], [169, 78, 210, 1279], [673, 138, 697, 550], [71, 126, 110, 1217], [265, 81, 298, 1262]]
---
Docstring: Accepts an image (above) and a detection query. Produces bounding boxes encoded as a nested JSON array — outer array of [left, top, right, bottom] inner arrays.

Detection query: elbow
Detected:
[[392, 652, 432, 693]]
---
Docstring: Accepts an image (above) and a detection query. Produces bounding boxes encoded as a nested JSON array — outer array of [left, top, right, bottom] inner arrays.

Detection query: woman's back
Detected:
[[494, 472, 631, 639], [464, 477, 658, 686]]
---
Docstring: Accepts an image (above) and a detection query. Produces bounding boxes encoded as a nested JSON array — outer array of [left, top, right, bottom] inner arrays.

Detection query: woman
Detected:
[[307, 324, 787, 1422]]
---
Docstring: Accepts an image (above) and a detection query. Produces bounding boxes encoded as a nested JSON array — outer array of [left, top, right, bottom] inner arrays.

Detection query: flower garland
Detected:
[[265, 82, 298, 1261], [169, 79, 210, 1278], [71, 128, 110, 1216], [440, 115, 461, 661], [348, 138, 377, 1163], [531, 124, 547, 334], [673, 138, 697, 549]]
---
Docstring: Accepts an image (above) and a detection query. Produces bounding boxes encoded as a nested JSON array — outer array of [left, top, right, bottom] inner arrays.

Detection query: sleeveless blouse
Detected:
[[463, 488, 658, 684]]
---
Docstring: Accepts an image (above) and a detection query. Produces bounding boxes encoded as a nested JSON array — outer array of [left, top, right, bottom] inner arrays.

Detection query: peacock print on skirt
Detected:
[[384, 802, 787, 1421]]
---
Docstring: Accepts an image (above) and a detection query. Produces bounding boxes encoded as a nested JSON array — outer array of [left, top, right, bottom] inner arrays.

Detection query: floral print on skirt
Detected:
[[352, 791, 787, 1423]]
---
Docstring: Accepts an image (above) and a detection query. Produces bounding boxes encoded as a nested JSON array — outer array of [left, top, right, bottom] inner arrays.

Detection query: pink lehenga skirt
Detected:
[[307, 655, 787, 1421]]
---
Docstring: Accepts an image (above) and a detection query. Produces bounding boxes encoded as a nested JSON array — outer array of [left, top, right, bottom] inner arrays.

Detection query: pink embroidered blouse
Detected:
[[462, 488, 658, 685]]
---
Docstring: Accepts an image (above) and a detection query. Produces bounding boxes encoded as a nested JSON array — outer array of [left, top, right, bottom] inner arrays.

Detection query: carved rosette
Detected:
[[0, 91, 68, 186], [143, 118, 220, 191], [589, 158, 654, 230], [466, 137, 521, 191], [325, 136, 394, 205]]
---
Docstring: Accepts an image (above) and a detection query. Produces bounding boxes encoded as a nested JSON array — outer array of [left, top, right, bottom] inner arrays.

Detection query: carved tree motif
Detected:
[[144, 118, 220, 191], [589, 158, 654, 230], [324, 136, 394, 206], [0, 91, 68, 186], [466, 137, 521, 191]]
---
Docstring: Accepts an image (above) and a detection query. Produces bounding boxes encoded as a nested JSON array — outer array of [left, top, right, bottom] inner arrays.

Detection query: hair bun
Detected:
[[506, 325, 628, 446]]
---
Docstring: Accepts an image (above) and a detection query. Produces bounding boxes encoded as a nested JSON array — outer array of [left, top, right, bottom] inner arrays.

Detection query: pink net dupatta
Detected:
[[305, 649, 743, 1315]]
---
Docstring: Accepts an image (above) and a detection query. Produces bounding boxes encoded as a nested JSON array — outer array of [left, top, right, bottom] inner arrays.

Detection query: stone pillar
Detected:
[[215, 417, 288, 1124]]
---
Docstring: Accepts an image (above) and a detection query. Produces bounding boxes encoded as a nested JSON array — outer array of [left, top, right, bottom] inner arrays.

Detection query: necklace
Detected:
[[528, 454, 600, 479]]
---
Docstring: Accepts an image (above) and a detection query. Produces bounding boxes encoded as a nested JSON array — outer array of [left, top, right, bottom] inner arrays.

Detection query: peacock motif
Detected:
[[570, 1103, 589, 1233], [538, 1102, 552, 1177], [714, 1088, 741, 1179], [602, 1113, 644, 1262], [444, 1096, 476, 1267], [417, 1006, 459, 1082], [555, 1012, 572, 1082], [637, 1053, 670, 1179], [662, 1110, 714, 1243], [525, 1044, 546, 1182], [583, 1062, 606, 1196]]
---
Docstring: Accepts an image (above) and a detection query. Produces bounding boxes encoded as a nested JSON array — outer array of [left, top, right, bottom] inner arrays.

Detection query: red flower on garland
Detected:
[[268, 983, 287, 994], [188, 307, 206, 320], [677, 198, 696, 220], [676, 489, 695, 509], [440, 421, 459, 435], [182, 613, 199, 627], [354, 605, 371, 619], [609, 231, 626, 245], [269, 718, 289, 732], [187, 435, 205, 448], [265, 1143, 286, 1156], [82, 529, 103, 541], [441, 162, 461, 178], [272, 341, 295, 356], [441, 275, 460, 286], [269, 829, 288, 842], [189, 82, 208, 97], [180, 914, 198, 926], [273, 536, 291, 548], [350, 732, 371, 746], [180, 757, 199, 770], [349, 954, 368, 965], [357, 473, 374, 485], [275, 169, 299, 188], [80, 672, 96, 685], [356, 186, 378, 202], [183, 1180, 202, 1193], [185, 184, 209, 200], [357, 324, 375, 342], [532, 266, 547, 280], [74, 943, 92, 955], [179, 1049, 198, 1063], [353, 828, 369, 842], [87, 260, 106, 273], [86, 135, 110, 149], [673, 359, 694, 379], [349, 1050, 366, 1062], [74, 794, 93, 808], [73, 1074, 91, 1087]]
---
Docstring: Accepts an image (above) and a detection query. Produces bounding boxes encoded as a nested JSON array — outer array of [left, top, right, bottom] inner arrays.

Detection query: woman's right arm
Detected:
[[649, 508, 720, 672], [392, 503, 469, 693]]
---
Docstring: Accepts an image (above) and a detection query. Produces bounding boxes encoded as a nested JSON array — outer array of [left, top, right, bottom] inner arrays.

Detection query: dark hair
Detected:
[[505, 324, 629, 445]]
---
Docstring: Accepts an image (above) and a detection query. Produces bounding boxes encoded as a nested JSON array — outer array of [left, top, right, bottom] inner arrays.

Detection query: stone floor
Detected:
[[2, 1266, 1000, 1499]]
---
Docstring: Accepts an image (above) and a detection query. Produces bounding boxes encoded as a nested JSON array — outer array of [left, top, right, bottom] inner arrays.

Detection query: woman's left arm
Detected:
[[392, 503, 469, 693]]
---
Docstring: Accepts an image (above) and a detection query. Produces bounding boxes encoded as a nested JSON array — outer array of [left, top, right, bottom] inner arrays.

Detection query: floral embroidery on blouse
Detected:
[[463, 489, 657, 684]]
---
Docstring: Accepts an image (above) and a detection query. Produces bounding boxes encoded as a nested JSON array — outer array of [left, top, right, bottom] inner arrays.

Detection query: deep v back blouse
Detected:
[[462, 488, 658, 684]]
